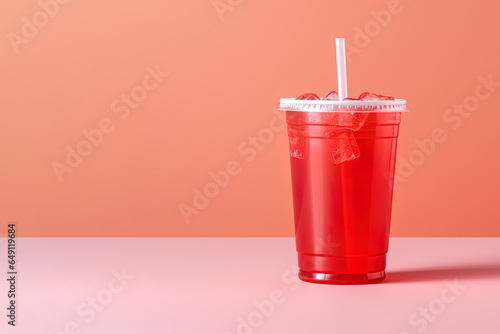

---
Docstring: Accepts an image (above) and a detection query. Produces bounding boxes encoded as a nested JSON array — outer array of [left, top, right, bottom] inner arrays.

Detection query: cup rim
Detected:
[[278, 98, 408, 113]]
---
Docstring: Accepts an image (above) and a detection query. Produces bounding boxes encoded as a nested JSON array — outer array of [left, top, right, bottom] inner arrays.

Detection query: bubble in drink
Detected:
[[296, 93, 320, 100], [327, 130, 360, 164]]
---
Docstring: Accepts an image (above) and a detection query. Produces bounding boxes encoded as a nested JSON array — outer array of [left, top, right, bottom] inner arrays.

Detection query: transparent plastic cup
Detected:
[[278, 98, 408, 284]]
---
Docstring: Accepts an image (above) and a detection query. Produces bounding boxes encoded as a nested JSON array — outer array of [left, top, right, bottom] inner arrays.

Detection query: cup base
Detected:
[[298, 269, 386, 285]]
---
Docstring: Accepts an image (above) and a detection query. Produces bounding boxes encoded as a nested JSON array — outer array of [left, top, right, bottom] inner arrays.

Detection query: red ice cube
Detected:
[[324, 91, 339, 100], [327, 130, 360, 164], [295, 93, 320, 100], [358, 92, 395, 100], [338, 112, 368, 131], [288, 125, 308, 159]]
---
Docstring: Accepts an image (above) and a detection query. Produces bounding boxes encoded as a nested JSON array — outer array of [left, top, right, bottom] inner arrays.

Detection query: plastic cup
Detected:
[[278, 98, 408, 284]]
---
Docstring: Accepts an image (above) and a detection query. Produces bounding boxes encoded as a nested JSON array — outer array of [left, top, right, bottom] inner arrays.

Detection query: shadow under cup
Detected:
[[279, 99, 407, 285]]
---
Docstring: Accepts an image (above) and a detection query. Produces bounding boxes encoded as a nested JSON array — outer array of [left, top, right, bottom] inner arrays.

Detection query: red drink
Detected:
[[280, 95, 407, 284]]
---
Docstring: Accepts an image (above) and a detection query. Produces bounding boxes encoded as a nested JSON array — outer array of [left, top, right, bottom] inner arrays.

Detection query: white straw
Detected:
[[336, 38, 348, 100]]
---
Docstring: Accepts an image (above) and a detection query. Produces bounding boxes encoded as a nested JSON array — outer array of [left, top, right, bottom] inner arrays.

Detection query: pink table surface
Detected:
[[1, 237, 499, 334]]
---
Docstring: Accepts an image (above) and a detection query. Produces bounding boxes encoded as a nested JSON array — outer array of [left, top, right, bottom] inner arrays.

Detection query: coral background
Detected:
[[1, 0, 499, 236]]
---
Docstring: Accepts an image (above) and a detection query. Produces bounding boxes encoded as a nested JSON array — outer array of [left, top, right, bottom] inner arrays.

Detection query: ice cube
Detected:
[[324, 91, 339, 100], [288, 125, 307, 159], [338, 112, 368, 131], [289, 137, 306, 159], [295, 93, 320, 100], [358, 92, 395, 100], [327, 130, 360, 164]]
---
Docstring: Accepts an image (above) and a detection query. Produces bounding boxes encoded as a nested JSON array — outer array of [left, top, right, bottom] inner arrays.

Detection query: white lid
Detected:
[[278, 98, 408, 113]]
